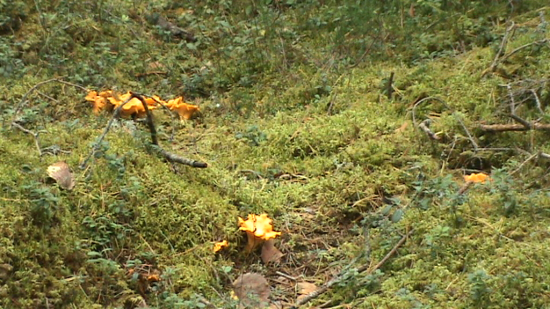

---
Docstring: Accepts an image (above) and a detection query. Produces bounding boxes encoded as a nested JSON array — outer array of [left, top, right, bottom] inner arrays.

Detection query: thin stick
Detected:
[[196, 294, 221, 309], [386, 72, 394, 100], [507, 84, 516, 115], [500, 38, 549, 62], [79, 96, 131, 169], [146, 94, 177, 142], [478, 123, 550, 132], [510, 152, 539, 175], [418, 119, 440, 140], [412, 97, 478, 150], [81, 92, 208, 169], [482, 22, 515, 77], [11, 122, 44, 157], [12, 78, 88, 119], [294, 229, 414, 307], [131, 92, 158, 145], [275, 271, 298, 281], [359, 229, 414, 273], [530, 89, 544, 115]]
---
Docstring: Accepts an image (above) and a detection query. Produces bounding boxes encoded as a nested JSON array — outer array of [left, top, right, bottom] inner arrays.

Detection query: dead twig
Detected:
[[478, 122, 550, 132], [294, 229, 414, 307], [530, 89, 545, 115], [418, 119, 441, 141], [136, 71, 168, 78], [196, 294, 221, 309], [458, 181, 473, 195], [412, 97, 478, 150], [79, 96, 132, 169], [510, 152, 539, 175], [500, 38, 549, 63], [12, 78, 88, 120], [482, 22, 515, 77], [80, 92, 207, 169], [11, 122, 46, 157]]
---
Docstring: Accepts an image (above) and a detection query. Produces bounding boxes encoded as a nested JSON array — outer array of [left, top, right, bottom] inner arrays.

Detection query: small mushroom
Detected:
[[213, 240, 229, 253], [238, 214, 281, 253], [85, 90, 108, 115], [464, 173, 490, 183], [165, 96, 200, 120]]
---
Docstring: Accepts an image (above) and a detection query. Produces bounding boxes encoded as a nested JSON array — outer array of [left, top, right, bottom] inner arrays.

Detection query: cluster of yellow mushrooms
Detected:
[[85, 90, 200, 120]]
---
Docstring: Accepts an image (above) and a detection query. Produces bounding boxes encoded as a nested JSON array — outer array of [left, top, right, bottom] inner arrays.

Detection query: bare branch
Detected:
[[412, 96, 478, 150], [478, 122, 550, 132], [80, 92, 207, 169], [418, 119, 441, 140], [294, 229, 414, 307], [12, 78, 88, 121], [11, 122, 45, 157], [500, 38, 549, 62], [482, 22, 515, 77]]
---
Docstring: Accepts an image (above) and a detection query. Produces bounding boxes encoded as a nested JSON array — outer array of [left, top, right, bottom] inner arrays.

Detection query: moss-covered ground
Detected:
[[1, 1, 550, 308]]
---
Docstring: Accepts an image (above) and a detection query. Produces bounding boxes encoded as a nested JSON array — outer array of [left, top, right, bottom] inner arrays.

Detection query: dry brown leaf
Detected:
[[296, 281, 318, 303], [269, 301, 284, 309], [47, 161, 75, 190], [297, 281, 317, 295], [394, 121, 409, 133], [261, 239, 283, 264], [233, 273, 270, 308]]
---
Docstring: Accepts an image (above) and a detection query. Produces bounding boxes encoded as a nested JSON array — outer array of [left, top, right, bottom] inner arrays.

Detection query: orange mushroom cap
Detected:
[[464, 173, 491, 183], [85, 90, 98, 102], [166, 96, 200, 120], [213, 240, 229, 253], [238, 214, 281, 241], [85, 91, 108, 115]]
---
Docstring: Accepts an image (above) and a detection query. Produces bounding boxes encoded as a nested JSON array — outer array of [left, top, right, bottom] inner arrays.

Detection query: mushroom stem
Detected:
[[245, 231, 264, 253]]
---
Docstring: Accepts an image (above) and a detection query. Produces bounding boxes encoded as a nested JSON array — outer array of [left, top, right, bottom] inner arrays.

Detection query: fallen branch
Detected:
[[418, 119, 441, 141], [80, 92, 207, 169], [478, 123, 550, 132], [11, 122, 45, 157], [12, 78, 88, 121], [136, 71, 168, 78], [482, 22, 515, 78], [293, 229, 414, 307], [500, 38, 549, 63], [412, 96, 478, 150]]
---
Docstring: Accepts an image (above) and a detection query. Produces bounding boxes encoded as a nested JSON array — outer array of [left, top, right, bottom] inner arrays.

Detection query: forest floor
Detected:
[[1, 1, 550, 308]]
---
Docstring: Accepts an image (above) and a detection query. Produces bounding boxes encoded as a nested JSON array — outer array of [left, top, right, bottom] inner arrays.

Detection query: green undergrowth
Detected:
[[1, 1, 550, 308]]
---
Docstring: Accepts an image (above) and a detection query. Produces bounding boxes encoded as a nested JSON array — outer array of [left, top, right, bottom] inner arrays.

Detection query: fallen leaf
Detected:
[[297, 281, 317, 295], [394, 121, 409, 133], [296, 281, 317, 303], [47, 161, 75, 190], [261, 239, 283, 264], [233, 273, 270, 308]]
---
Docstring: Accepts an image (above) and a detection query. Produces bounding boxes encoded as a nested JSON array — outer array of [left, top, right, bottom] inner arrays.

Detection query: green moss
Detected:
[[1, 1, 550, 308]]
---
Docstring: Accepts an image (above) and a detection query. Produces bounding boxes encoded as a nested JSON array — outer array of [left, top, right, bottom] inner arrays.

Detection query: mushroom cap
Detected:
[[464, 173, 490, 183], [238, 214, 281, 240], [85, 90, 98, 101], [213, 240, 229, 253], [165, 96, 200, 119]]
